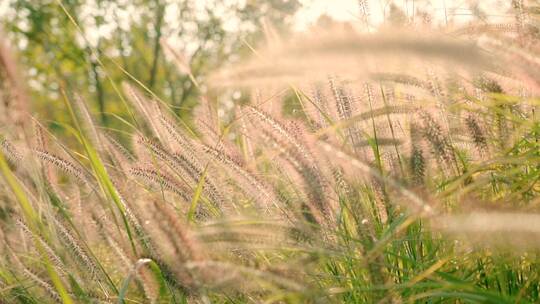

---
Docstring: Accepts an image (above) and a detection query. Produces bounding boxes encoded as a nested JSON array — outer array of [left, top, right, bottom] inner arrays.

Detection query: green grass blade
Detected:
[[0, 151, 74, 304], [61, 90, 138, 258], [188, 167, 207, 222]]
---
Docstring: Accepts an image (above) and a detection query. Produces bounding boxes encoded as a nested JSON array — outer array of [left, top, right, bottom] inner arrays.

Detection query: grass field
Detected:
[[1, 2, 540, 303]]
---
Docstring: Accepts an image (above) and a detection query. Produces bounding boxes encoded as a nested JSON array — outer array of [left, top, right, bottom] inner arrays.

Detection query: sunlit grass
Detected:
[[1, 2, 540, 303]]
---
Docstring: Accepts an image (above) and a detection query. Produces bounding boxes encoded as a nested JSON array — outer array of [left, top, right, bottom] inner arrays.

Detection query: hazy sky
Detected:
[[294, 0, 513, 30]]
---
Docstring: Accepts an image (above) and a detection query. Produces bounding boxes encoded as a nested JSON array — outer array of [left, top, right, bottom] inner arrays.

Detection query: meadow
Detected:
[[0, 1, 540, 303]]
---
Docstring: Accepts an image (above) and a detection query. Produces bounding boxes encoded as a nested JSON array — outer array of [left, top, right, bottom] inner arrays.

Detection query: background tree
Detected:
[[1, 0, 300, 129]]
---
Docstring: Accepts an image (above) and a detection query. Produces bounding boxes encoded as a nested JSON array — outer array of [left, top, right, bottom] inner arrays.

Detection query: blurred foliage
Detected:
[[1, 0, 300, 130]]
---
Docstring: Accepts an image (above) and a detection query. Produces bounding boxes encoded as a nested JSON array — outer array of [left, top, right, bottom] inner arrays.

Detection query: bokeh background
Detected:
[[0, 0, 514, 129]]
